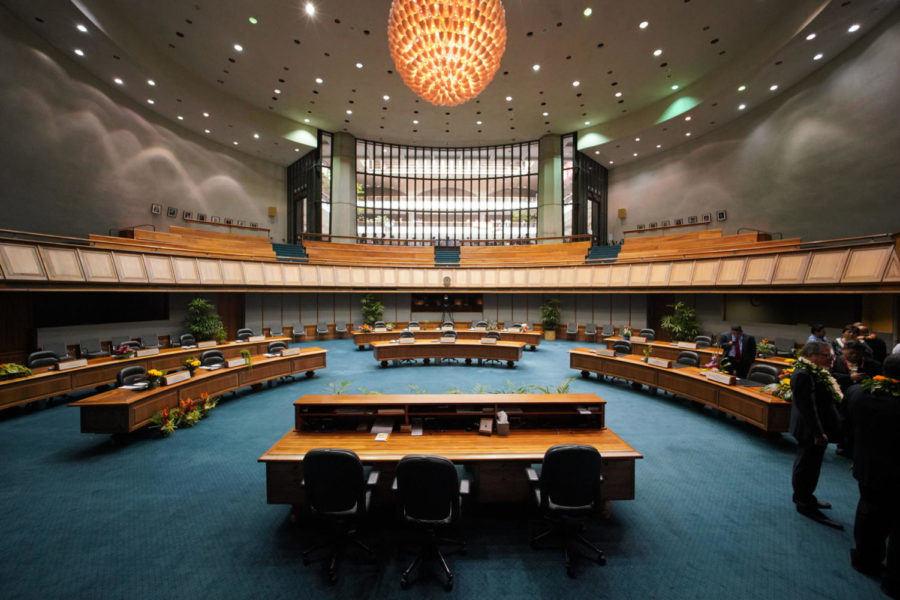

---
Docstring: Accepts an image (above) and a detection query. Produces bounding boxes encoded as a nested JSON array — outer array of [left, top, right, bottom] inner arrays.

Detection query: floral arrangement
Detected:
[[183, 357, 200, 375], [621, 327, 632, 338], [146, 369, 166, 388], [762, 357, 842, 404], [150, 393, 219, 437], [386, 322, 395, 331], [113, 344, 136, 359], [642, 345, 652, 362], [756, 339, 775, 357], [359, 323, 373, 333], [861, 375, 900, 397], [0, 363, 32, 380], [520, 323, 529, 332]]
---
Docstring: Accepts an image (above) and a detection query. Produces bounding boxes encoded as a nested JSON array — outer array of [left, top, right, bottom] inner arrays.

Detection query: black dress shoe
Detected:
[[850, 549, 883, 577], [797, 505, 844, 530], [793, 498, 832, 510]]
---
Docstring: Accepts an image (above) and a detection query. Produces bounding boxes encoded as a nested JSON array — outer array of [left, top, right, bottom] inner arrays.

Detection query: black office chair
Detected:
[[484, 331, 501, 340], [316, 322, 329, 337], [694, 335, 712, 349], [612, 340, 632, 355], [473, 320, 488, 329], [407, 320, 420, 329], [441, 321, 454, 330], [395, 455, 468, 590], [584, 324, 597, 342], [268, 341, 288, 354], [374, 321, 387, 329], [200, 350, 225, 367], [399, 330, 415, 339], [676, 351, 700, 367], [42, 343, 71, 360], [26, 350, 60, 369], [747, 363, 780, 385], [113, 339, 141, 352], [236, 328, 254, 342], [179, 333, 197, 347], [78, 338, 107, 359], [300, 449, 378, 583], [116, 365, 147, 386], [268, 326, 284, 337], [639, 328, 655, 341], [526, 444, 606, 578]]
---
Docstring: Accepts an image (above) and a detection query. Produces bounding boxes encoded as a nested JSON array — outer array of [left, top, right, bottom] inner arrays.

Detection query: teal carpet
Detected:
[[0, 339, 878, 599]]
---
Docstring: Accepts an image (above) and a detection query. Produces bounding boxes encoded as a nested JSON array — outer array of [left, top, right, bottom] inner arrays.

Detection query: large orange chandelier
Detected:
[[388, 0, 507, 107]]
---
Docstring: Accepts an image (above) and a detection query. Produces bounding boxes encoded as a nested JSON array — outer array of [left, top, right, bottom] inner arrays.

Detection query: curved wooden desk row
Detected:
[[602, 337, 792, 369], [353, 329, 542, 350], [371, 340, 526, 368], [69, 348, 327, 434], [569, 348, 791, 432], [260, 393, 642, 505], [0, 337, 291, 412]]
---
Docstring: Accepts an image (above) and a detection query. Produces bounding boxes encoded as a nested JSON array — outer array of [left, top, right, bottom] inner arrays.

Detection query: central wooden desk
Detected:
[[260, 393, 642, 505], [569, 348, 791, 432], [353, 329, 542, 350], [70, 348, 327, 434], [601, 337, 793, 369], [371, 339, 526, 368]]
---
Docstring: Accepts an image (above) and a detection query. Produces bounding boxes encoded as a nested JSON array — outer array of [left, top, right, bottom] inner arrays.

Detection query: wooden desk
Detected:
[[353, 329, 542, 350], [70, 348, 327, 434], [371, 339, 526, 368], [260, 393, 642, 504], [569, 348, 791, 432], [0, 337, 290, 411], [602, 337, 793, 369]]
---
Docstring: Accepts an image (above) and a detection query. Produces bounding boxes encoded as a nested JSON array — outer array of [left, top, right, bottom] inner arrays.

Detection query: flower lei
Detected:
[[794, 356, 843, 403], [861, 375, 900, 397]]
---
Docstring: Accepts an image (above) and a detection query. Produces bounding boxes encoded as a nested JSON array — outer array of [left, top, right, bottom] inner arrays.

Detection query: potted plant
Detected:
[[540, 298, 561, 341], [621, 327, 632, 340], [183, 357, 200, 376], [0, 363, 32, 380], [185, 298, 226, 342], [360, 294, 384, 326], [757, 339, 775, 358], [660, 301, 701, 342]]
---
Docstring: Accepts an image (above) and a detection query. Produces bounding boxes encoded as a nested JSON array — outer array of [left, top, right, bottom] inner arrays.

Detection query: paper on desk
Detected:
[[374, 432, 390, 441]]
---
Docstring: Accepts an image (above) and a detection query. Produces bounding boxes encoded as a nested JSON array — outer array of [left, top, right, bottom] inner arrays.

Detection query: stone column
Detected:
[[330, 131, 357, 242], [537, 133, 562, 241]]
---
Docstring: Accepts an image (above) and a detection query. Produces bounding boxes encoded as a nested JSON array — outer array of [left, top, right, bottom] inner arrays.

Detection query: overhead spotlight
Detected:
[[532, 64, 540, 72], [813, 53, 823, 61], [74, 49, 84, 56], [653, 49, 662, 57], [253, 133, 260, 139], [584, 8, 593, 17], [383, 94, 390, 100], [806, 33, 816, 41], [234, 44, 243, 52], [572, 80, 580, 87], [769, 84, 778, 91], [113, 77, 124, 85], [848, 24, 860, 33], [76, 24, 88, 33], [639, 21, 649, 29], [738, 104, 746, 110], [147, 79, 156, 86], [305, 3, 315, 16], [315, 77, 323, 84]]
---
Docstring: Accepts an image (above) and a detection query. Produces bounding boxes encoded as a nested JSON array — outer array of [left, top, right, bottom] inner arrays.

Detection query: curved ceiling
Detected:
[[3, 0, 895, 166]]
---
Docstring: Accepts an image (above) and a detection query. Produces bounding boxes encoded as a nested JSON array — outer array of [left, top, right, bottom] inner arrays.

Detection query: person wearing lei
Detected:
[[789, 342, 844, 529]]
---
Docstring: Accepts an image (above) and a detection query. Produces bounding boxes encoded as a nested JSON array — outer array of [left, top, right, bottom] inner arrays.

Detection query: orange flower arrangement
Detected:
[[861, 375, 900, 396], [149, 392, 219, 437]]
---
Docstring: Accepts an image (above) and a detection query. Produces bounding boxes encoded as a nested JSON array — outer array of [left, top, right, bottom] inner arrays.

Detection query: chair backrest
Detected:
[[747, 363, 780, 384], [180, 333, 197, 346], [396, 455, 461, 523], [236, 328, 253, 341], [584, 324, 597, 335], [474, 320, 488, 328], [774, 338, 796, 354], [485, 331, 501, 340], [442, 321, 455, 330], [407, 321, 419, 328], [140, 333, 160, 348], [399, 330, 415, 339], [639, 328, 655, 341], [303, 448, 367, 515], [114, 340, 141, 351], [335, 322, 348, 333], [566, 322, 578, 334], [374, 321, 386, 328], [539, 444, 602, 511], [612, 341, 632, 354], [676, 351, 700, 367], [442, 330, 457, 339], [600, 324, 615, 336], [200, 350, 225, 366], [267, 341, 288, 353], [316, 321, 328, 333], [117, 365, 148, 386], [694, 335, 712, 348], [79, 338, 103, 355], [26, 351, 59, 369]]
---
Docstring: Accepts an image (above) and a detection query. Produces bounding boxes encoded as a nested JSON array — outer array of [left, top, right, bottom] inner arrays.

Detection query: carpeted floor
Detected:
[[0, 339, 880, 599]]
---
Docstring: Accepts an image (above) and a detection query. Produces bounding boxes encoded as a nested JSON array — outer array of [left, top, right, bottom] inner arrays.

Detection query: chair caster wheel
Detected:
[[400, 576, 410, 589], [581, 370, 590, 378], [465, 358, 471, 365], [423, 358, 430, 365], [381, 361, 388, 368]]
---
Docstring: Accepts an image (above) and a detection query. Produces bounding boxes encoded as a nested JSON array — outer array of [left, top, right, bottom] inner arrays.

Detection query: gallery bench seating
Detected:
[[303, 241, 434, 266], [615, 230, 801, 262], [89, 227, 276, 261], [458, 241, 591, 266]]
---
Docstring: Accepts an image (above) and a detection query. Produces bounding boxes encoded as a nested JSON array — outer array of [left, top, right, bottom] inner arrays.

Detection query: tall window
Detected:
[[356, 140, 539, 244], [286, 130, 333, 244]]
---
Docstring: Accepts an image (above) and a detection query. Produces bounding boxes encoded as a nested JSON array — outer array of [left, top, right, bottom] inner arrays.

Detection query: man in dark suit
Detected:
[[831, 340, 882, 457], [790, 342, 843, 529], [717, 325, 757, 379], [846, 354, 900, 598], [857, 323, 888, 364]]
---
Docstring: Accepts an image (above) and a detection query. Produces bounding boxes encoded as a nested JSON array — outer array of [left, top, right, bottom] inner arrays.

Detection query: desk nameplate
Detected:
[[197, 340, 217, 348], [57, 358, 88, 370], [136, 348, 160, 357]]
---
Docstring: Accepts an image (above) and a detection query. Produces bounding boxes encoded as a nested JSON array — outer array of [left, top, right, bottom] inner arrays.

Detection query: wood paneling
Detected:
[[0, 243, 46, 280], [40, 247, 85, 282], [772, 253, 810, 286], [805, 250, 847, 284], [842, 247, 891, 283], [197, 259, 224, 285], [242, 262, 265, 285], [716, 258, 746, 285], [172, 257, 200, 284], [141, 255, 172, 283], [692, 260, 719, 285]]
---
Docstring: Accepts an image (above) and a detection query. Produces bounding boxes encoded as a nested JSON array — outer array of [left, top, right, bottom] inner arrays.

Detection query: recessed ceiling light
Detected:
[[204, 129, 210, 134], [233, 141, 239, 145], [848, 24, 860, 33], [413, 119, 419, 124], [813, 53, 823, 61], [476, 120, 483, 125], [294, 148, 300, 152], [806, 33, 816, 41], [113, 77, 123, 85], [584, 8, 593, 17], [532, 64, 540, 72], [684, 116, 691, 121], [253, 133, 260, 139], [639, 21, 649, 29], [305, 3, 315, 16], [634, 137, 640, 142], [738, 104, 746, 110], [656, 144, 661, 149], [572, 80, 580, 87], [738, 85, 747, 92], [653, 49, 662, 57], [346, 109, 352, 114], [584, 121, 590, 125], [315, 77, 323, 84], [274, 89, 281, 94], [594, 150, 599, 154], [234, 44, 243, 52], [542, 112, 548, 116], [633, 152, 638, 157], [73, 49, 84, 56], [147, 99, 154, 104], [505, 96, 512, 101], [355, 62, 363, 69], [203, 112, 210, 117], [671, 84, 679, 90], [615, 92, 622, 98], [248, 17, 258, 25], [685, 132, 691, 137], [383, 94, 390, 101], [177, 115, 184, 120], [304, 118, 310, 123], [769, 84, 778, 91], [76, 24, 88, 33], [147, 79, 156, 86], [609, 160, 614, 164]]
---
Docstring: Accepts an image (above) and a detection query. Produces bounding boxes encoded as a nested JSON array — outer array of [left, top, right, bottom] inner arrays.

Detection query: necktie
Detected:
[[733, 337, 742, 362]]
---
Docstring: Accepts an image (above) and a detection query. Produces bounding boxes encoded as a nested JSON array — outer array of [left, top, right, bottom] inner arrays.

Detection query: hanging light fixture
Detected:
[[388, 0, 507, 107]]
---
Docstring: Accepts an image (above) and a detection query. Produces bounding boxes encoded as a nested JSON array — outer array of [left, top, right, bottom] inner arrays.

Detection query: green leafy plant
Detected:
[[531, 377, 576, 394], [0, 363, 32, 380], [240, 349, 252, 369], [642, 346, 652, 362], [659, 301, 701, 342], [325, 380, 351, 395], [361, 294, 384, 326], [150, 393, 219, 437], [407, 383, 429, 394], [185, 298, 226, 342], [358, 386, 382, 395], [540, 298, 561, 331]]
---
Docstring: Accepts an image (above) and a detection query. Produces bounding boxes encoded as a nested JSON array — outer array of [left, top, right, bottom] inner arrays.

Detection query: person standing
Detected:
[[790, 342, 844, 529], [856, 323, 888, 364], [807, 324, 829, 344], [846, 354, 900, 598], [831, 340, 882, 457], [717, 325, 757, 379]]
